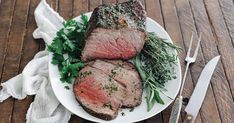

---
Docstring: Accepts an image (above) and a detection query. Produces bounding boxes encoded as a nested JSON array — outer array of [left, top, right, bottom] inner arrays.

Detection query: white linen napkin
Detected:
[[0, 0, 72, 123]]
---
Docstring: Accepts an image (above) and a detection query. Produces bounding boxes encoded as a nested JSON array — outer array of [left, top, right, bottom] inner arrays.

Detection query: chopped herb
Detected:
[[121, 112, 125, 116], [116, 62, 124, 67], [48, 14, 89, 83], [108, 77, 113, 82], [64, 86, 70, 90], [78, 71, 92, 78], [109, 66, 119, 79], [103, 102, 113, 110], [96, 1, 145, 31], [133, 32, 180, 111], [103, 82, 118, 95], [111, 69, 117, 75], [129, 108, 134, 112]]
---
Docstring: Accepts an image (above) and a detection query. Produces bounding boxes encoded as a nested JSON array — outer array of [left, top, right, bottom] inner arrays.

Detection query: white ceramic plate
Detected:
[[49, 12, 181, 123]]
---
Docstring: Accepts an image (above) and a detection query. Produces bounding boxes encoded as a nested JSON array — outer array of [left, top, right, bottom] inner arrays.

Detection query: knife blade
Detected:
[[183, 55, 220, 123]]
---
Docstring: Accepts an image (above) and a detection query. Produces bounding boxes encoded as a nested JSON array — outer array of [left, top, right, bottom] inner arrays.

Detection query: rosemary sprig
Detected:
[[134, 32, 180, 111]]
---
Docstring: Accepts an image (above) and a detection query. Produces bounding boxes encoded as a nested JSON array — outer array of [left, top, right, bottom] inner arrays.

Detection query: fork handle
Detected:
[[179, 62, 190, 96], [169, 96, 183, 123]]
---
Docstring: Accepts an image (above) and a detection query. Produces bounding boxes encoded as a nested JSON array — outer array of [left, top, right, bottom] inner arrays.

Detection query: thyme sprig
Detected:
[[134, 32, 180, 111]]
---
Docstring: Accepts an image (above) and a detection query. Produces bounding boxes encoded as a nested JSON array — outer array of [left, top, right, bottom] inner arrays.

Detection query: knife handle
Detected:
[[169, 96, 183, 123], [183, 114, 193, 123]]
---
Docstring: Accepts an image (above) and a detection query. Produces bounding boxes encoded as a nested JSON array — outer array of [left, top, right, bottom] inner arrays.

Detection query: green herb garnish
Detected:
[[104, 82, 118, 95], [133, 32, 179, 111], [129, 108, 134, 112], [103, 102, 113, 110], [77, 71, 92, 78], [64, 86, 70, 90], [48, 14, 89, 83]]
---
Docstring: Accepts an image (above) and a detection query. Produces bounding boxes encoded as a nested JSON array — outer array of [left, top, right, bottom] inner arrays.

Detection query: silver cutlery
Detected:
[[183, 55, 220, 123], [169, 32, 202, 123]]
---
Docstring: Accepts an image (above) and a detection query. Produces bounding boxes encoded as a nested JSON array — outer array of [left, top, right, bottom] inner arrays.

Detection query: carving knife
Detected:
[[183, 55, 220, 123]]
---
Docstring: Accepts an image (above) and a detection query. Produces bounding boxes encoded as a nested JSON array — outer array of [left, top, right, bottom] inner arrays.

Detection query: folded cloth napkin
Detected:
[[0, 0, 72, 123]]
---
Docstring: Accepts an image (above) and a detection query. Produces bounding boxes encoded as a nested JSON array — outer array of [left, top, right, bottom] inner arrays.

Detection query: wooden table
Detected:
[[0, 0, 234, 123]]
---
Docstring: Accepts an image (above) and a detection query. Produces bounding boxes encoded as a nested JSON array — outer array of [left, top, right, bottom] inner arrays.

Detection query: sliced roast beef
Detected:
[[73, 60, 143, 120], [73, 66, 126, 120], [81, 0, 146, 61], [104, 60, 136, 71], [90, 60, 143, 107]]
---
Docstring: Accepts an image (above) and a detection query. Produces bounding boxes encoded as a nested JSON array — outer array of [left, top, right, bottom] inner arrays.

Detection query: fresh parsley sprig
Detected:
[[48, 14, 89, 83], [134, 32, 180, 111]]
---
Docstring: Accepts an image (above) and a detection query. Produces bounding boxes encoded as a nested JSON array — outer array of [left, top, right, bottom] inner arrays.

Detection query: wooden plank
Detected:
[[18, 0, 41, 71], [84, 120, 95, 123], [145, 0, 164, 27], [102, 0, 116, 4], [0, 0, 16, 80], [0, 0, 16, 122], [10, 0, 58, 122], [160, 0, 194, 122], [203, 0, 234, 122], [89, 0, 102, 11], [69, 115, 85, 123], [0, 0, 30, 122], [185, 0, 224, 123], [47, 0, 58, 10], [58, 0, 73, 20], [146, 114, 162, 123], [39, 36, 46, 51], [73, 0, 89, 17], [11, 0, 41, 122], [218, 0, 234, 98], [117, 0, 128, 3], [218, 0, 234, 45], [174, 0, 205, 123]]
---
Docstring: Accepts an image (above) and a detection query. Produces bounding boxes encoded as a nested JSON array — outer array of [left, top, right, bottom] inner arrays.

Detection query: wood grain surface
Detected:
[[0, 0, 233, 123]]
